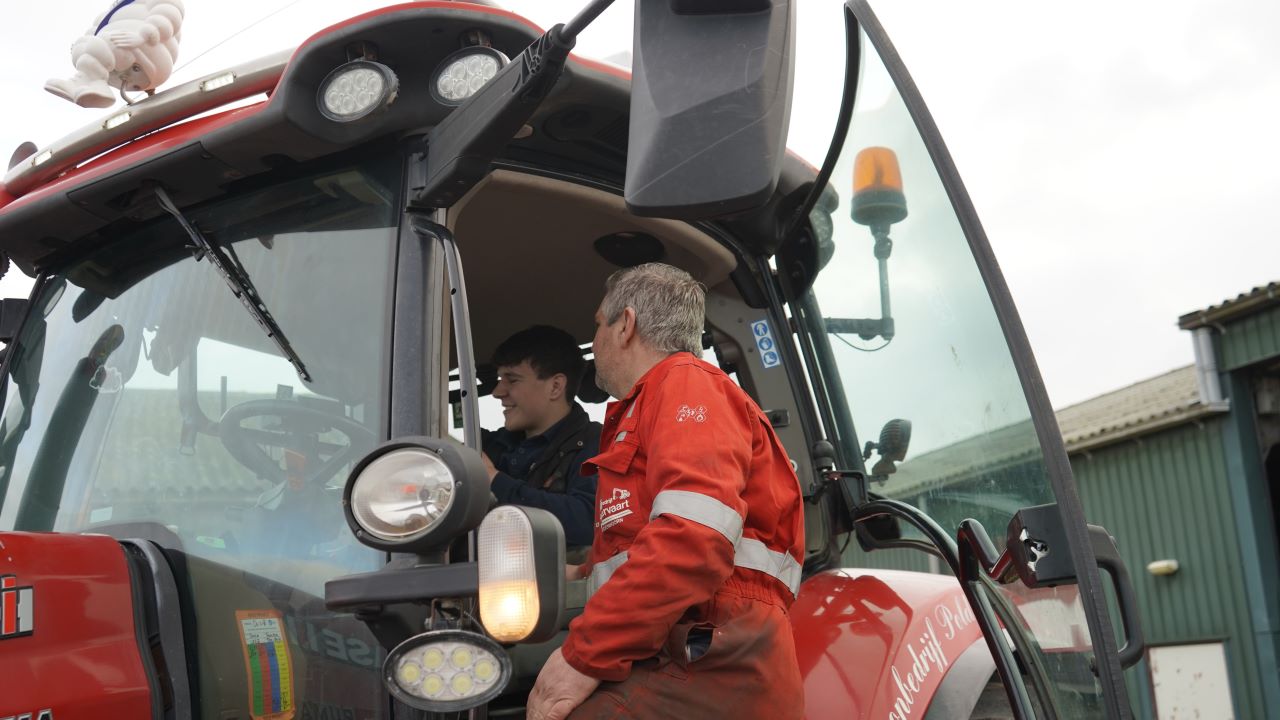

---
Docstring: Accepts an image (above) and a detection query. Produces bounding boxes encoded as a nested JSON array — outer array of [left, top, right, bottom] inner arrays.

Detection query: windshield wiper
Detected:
[[153, 186, 312, 383]]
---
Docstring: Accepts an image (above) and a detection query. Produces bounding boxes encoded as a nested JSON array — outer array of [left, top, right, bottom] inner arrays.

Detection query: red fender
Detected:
[[0, 531, 154, 720], [791, 568, 988, 719]]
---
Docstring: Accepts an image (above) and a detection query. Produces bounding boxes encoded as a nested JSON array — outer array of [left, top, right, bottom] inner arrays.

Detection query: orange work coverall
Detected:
[[561, 352, 805, 719]]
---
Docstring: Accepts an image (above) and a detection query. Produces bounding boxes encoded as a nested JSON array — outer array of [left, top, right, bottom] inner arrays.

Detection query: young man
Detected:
[[527, 264, 806, 720], [482, 325, 600, 553]]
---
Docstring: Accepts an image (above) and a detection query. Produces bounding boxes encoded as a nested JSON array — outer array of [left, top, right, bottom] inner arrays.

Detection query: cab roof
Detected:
[[0, 1, 819, 278]]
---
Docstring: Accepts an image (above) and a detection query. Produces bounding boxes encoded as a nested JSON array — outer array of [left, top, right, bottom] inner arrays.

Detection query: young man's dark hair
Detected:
[[491, 324, 587, 400]]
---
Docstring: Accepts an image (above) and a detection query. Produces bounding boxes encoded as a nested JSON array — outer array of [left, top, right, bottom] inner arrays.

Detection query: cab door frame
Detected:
[[778, 2, 1134, 717]]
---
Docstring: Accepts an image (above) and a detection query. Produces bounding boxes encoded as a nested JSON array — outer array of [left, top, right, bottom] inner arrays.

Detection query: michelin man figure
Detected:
[[45, 0, 185, 109]]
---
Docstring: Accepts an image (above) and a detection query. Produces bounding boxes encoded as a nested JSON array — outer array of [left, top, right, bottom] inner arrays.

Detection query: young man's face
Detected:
[[492, 359, 565, 435]]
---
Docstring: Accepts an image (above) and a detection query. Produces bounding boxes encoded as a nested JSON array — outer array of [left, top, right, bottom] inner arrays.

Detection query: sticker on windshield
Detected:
[[236, 609, 297, 720], [750, 319, 781, 369]]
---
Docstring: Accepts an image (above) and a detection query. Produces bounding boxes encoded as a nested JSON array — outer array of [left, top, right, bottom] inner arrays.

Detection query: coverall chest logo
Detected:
[[598, 487, 632, 532], [675, 404, 707, 423]]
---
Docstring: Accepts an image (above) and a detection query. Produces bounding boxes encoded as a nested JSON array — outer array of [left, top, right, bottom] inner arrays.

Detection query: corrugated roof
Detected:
[[872, 365, 1229, 497], [1055, 365, 1227, 453], [1178, 282, 1280, 330]]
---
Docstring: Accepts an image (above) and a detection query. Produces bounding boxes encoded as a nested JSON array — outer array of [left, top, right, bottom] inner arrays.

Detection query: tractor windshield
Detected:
[[0, 156, 398, 595]]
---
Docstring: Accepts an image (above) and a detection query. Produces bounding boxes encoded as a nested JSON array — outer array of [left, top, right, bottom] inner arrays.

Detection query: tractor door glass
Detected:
[[793, 8, 1109, 715], [0, 160, 398, 719]]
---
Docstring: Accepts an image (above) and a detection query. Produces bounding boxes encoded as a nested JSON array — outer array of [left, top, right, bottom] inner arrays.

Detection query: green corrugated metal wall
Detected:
[[1070, 418, 1262, 720], [1220, 304, 1280, 370]]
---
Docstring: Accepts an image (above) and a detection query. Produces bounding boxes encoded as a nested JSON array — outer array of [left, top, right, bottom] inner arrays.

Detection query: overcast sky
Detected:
[[2, 0, 1276, 409]]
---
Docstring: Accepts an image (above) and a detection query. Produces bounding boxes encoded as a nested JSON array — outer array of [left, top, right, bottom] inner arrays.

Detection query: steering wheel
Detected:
[[218, 399, 376, 487]]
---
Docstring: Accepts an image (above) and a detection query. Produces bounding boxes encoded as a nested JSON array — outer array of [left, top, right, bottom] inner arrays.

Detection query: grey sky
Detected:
[[2, 0, 1276, 409]]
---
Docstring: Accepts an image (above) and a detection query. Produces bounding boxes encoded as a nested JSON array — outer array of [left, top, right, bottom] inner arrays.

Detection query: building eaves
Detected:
[[1179, 282, 1280, 330]]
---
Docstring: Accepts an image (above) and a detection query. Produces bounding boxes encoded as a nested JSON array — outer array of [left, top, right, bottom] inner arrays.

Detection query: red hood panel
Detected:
[[791, 568, 987, 719], [0, 531, 154, 720]]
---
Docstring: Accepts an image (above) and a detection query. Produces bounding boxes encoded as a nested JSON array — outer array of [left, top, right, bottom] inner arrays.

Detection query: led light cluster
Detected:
[[318, 60, 399, 122], [431, 47, 507, 105], [385, 631, 511, 712]]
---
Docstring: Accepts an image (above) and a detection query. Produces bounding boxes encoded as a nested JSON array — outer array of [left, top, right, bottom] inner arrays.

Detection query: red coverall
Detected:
[[560, 353, 805, 719]]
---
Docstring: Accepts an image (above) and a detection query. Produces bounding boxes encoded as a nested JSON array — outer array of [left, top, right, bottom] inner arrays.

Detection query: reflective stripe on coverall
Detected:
[[559, 353, 805, 719]]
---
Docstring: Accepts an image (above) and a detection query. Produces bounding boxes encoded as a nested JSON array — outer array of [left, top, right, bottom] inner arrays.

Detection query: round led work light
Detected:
[[431, 47, 508, 106], [343, 438, 490, 553], [318, 60, 399, 122], [384, 629, 511, 712]]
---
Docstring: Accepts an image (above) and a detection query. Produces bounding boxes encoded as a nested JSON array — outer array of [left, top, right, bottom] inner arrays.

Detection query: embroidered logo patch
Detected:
[[675, 404, 707, 423]]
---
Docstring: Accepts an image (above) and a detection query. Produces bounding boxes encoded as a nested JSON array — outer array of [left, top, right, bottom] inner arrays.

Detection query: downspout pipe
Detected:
[[1192, 327, 1225, 406]]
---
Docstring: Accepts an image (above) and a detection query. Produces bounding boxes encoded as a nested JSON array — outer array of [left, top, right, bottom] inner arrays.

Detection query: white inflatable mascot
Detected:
[[45, 0, 185, 108]]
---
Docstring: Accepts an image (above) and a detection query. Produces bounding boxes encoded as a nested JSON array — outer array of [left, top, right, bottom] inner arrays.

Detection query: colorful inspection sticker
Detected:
[[751, 319, 781, 369], [236, 610, 296, 720]]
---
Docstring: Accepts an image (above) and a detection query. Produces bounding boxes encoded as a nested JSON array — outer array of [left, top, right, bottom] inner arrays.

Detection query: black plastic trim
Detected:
[[120, 541, 166, 720], [121, 538, 194, 720], [325, 561, 479, 610], [389, 151, 443, 439]]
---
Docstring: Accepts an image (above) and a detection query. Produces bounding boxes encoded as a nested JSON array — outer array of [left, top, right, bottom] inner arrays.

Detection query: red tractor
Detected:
[[0, 1, 1142, 718]]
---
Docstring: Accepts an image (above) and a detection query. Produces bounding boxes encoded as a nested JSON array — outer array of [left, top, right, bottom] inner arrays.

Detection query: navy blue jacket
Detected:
[[483, 403, 600, 548]]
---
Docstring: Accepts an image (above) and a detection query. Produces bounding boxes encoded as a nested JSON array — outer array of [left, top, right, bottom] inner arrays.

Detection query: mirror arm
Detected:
[[957, 518, 1019, 584], [561, 0, 617, 40]]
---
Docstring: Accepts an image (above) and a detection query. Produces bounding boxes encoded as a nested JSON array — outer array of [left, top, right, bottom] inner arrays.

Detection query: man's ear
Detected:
[[548, 373, 567, 402], [618, 307, 638, 347]]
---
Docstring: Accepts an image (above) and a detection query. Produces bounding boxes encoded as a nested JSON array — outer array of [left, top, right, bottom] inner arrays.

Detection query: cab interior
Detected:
[[446, 168, 829, 556]]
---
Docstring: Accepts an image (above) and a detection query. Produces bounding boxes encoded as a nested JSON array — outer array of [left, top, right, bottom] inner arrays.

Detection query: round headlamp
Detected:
[[431, 47, 508, 106], [318, 59, 399, 122], [350, 448, 455, 542], [343, 438, 491, 553], [385, 630, 511, 712]]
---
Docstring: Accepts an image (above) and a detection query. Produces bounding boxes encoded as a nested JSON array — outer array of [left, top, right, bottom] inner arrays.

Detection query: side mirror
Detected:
[[625, 0, 795, 219]]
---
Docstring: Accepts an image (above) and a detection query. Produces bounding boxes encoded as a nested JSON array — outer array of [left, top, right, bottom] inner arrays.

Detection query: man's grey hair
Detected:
[[601, 263, 705, 355]]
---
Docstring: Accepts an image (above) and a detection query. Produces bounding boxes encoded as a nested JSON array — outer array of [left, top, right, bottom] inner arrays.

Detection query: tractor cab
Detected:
[[0, 2, 1141, 718]]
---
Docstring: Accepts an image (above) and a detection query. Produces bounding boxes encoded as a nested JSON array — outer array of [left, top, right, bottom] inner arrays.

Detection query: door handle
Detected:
[[1088, 525, 1146, 669]]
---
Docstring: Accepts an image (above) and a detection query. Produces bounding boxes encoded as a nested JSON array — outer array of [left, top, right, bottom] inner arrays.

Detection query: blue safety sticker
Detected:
[[750, 320, 781, 369]]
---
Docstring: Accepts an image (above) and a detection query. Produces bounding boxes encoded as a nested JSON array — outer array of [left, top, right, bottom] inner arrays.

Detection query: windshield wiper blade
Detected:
[[153, 186, 312, 383]]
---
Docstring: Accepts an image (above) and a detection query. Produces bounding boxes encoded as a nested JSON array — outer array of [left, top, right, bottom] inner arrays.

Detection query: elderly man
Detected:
[[528, 263, 806, 719]]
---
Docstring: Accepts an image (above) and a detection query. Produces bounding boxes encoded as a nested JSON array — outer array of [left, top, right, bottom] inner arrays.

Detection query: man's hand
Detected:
[[527, 648, 599, 720], [480, 452, 498, 484]]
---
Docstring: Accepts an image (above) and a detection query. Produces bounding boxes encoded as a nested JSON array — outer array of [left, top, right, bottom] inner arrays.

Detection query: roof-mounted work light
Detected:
[[318, 59, 399, 122], [342, 437, 489, 554], [431, 47, 509, 106]]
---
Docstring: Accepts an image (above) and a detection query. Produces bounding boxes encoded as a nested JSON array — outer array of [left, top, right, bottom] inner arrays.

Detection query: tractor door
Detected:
[[782, 2, 1137, 717]]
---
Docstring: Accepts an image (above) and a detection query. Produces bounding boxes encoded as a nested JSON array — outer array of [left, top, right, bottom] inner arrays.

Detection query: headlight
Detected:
[[350, 447, 454, 542], [431, 47, 508, 106], [342, 438, 490, 553], [318, 59, 399, 122], [385, 630, 511, 712], [478, 506, 565, 643]]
